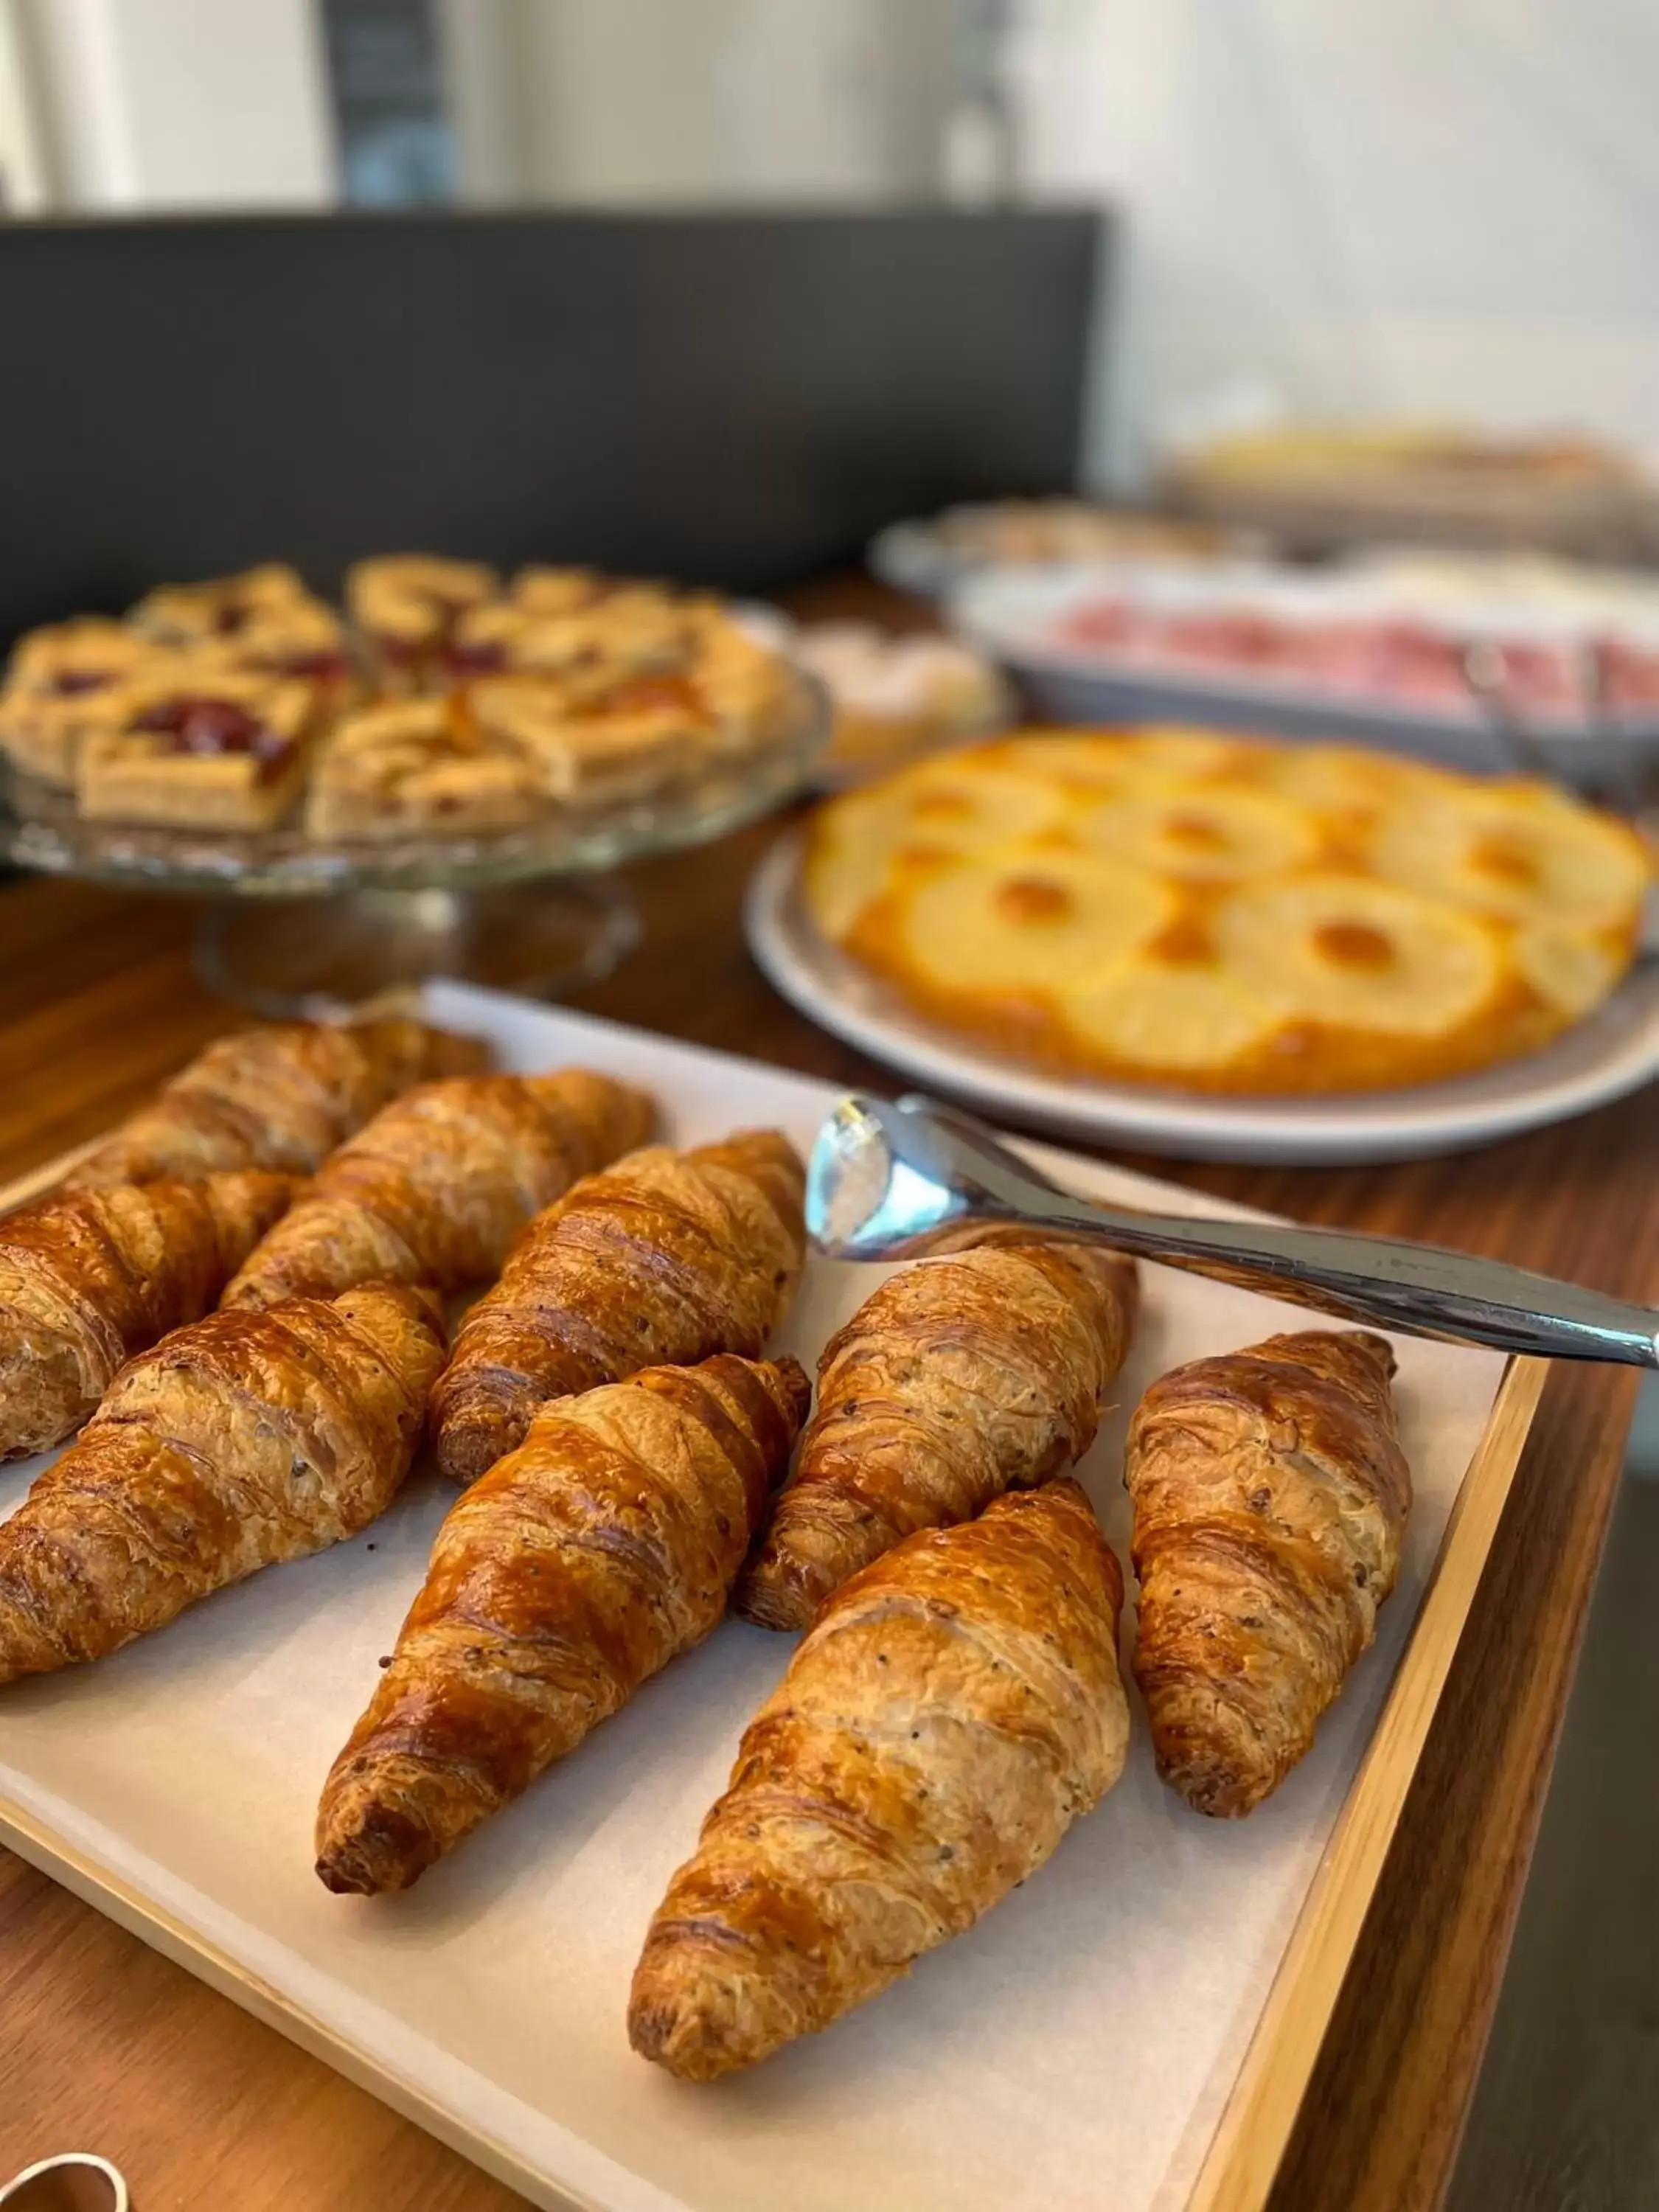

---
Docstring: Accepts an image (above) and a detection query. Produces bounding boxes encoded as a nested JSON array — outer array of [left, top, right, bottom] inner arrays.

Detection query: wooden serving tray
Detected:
[[0, 984, 1543, 2212]]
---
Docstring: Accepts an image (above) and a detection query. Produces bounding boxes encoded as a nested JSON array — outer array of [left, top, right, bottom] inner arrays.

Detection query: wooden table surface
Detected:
[[1, 821, 1655, 2211]]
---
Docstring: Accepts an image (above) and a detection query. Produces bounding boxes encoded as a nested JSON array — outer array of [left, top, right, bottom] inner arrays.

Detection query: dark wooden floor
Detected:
[[1449, 1377, 1659, 2212]]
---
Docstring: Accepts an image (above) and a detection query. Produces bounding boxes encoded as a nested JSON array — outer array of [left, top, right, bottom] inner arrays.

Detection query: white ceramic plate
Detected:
[[745, 830, 1659, 1164]]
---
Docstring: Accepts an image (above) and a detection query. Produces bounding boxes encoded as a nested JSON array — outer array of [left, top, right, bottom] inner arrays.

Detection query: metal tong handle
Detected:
[[888, 1096, 1659, 1368]]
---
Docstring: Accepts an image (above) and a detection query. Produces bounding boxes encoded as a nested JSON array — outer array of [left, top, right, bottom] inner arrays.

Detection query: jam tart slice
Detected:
[[129, 564, 310, 646], [78, 669, 322, 832], [509, 565, 608, 616], [1, 619, 167, 787], [305, 696, 548, 842], [203, 599, 358, 701], [346, 556, 501, 692], [445, 587, 699, 690], [689, 620, 801, 755], [468, 671, 704, 804]]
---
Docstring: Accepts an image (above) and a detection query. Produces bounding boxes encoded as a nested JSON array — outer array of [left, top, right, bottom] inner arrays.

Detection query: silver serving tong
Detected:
[[807, 1093, 1659, 1368]]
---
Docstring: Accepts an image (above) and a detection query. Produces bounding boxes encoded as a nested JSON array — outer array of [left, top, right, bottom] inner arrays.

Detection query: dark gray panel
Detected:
[[0, 209, 1101, 639]]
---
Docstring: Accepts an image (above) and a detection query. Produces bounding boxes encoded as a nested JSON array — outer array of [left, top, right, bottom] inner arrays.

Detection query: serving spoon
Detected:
[[807, 1092, 1659, 1368]]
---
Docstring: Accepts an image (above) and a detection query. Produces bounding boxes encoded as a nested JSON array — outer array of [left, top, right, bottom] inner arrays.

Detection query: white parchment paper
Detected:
[[0, 981, 1506, 2212]]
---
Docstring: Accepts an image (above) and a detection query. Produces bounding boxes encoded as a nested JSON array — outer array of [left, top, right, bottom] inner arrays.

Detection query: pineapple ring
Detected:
[[1079, 784, 1318, 880], [1110, 728, 1246, 782], [1368, 782, 1651, 931], [1211, 874, 1503, 1035], [887, 844, 1172, 998], [1227, 742, 1450, 818], [974, 729, 1138, 793], [1059, 962, 1281, 1073], [803, 764, 1065, 939], [1511, 922, 1627, 1018]]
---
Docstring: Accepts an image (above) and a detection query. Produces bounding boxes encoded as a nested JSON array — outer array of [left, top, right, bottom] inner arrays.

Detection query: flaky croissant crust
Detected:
[[0, 1170, 293, 1458], [630, 1478, 1129, 2081], [69, 1015, 490, 1186], [222, 1068, 653, 1308], [315, 1352, 811, 1896], [1127, 1327, 1411, 1818], [0, 1283, 445, 1683], [735, 1237, 1137, 1630], [429, 1129, 806, 1487]]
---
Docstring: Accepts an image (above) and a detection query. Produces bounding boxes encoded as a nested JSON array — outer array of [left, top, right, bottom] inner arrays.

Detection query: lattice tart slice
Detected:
[[78, 669, 323, 831], [468, 672, 702, 804], [446, 584, 703, 691], [203, 597, 361, 707], [305, 696, 549, 841], [346, 555, 500, 692], [0, 618, 167, 786], [128, 563, 311, 645]]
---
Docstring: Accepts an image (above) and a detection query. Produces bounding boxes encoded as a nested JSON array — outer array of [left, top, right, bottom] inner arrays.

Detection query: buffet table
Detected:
[[1, 803, 1654, 2211]]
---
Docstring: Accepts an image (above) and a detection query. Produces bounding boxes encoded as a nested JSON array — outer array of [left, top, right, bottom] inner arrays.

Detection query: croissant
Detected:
[[68, 1016, 490, 1186], [430, 1130, 806, 1487], [316, 1352, 811, 1895], [734, 1239, 1137, 1630], [1126, 1328, 1412, 1818], [0, 1284, 445, 1683], [630, 1477, 1127, 2080], [0, 1171, 294, 1461], [220, 1071, 654, 1310]]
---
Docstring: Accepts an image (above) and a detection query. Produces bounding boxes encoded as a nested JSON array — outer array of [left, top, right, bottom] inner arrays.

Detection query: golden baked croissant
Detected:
[[316, 1352, 811, 1896], [0, 1284, 445, 1683], [68, 1016, 490, 1186], [630, 1477, 1128, 2080], [220, 1070, 654, 1310], [429, 1130, 807, 1487], [1126, 1328, 1411, 1817], [0, 1171, 294, 1461], [735, 1239, 1137, 1630]]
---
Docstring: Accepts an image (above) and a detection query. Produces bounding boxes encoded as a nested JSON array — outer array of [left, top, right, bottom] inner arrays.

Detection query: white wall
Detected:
[[1009, 0, 1659, 487], [0, 0, 52, 208], [20, 0, 335, 209], [442, 0, 955, 210]]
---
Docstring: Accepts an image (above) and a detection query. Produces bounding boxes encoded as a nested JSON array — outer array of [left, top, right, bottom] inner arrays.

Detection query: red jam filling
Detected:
[[375, 632, 425, 669], [269, 648, 350, 682], [442, 639, 507, 676], [49, 669, 112, 697], [131, 695, 293, 782]]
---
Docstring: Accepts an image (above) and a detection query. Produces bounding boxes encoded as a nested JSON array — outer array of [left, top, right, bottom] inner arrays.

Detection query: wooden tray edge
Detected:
[[0, 1792, 596, 2212], [1186, 1352, 1549, 2212], [0, 1135, 100, 1210]]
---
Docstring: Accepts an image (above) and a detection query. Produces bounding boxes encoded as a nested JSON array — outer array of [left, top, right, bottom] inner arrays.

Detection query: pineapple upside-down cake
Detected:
[[801, 728, 1652, 1095]]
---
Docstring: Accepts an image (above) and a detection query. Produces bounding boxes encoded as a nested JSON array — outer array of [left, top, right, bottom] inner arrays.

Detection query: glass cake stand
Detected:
[[0, 674, 830, 1016]]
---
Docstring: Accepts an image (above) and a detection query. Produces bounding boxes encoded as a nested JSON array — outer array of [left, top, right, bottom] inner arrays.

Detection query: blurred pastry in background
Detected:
[[305, 695, 549, 841], [130, 563, 313, 645], [205, 597, 360, 706], [0, 617, 167, 786], [787, 622, 1011, 781], [80, 668, 326, 831], [347, 554, 500, 692], [445, 582, 698, 688], [1162, 422, 1659, 560], [509, 565, 608, 616], [929, 499, 1241, 566]]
